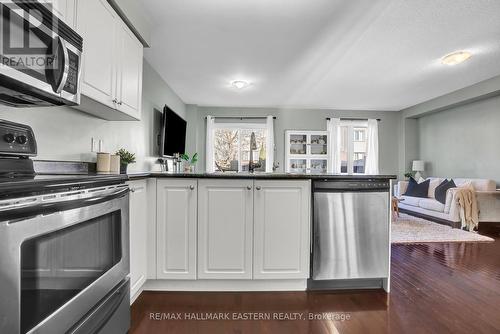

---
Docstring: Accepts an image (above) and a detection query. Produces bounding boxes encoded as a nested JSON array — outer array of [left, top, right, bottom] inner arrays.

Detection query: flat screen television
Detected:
[[159, 105, 187, 157]]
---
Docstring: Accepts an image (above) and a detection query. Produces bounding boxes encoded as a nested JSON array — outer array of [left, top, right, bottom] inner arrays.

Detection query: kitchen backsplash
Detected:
[[0, 61, 185, 172]]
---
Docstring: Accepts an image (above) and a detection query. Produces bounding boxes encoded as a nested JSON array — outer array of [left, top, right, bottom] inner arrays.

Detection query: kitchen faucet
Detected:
[[248, 132, 261, 173]]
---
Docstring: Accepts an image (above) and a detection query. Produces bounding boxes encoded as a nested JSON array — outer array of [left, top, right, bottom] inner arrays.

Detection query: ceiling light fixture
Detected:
[[231, 80, 250, 89], [441, 51, 472, 65]]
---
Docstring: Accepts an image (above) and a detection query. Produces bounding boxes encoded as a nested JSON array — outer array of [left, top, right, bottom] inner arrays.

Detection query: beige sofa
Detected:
[[395, 177, 500, 228]]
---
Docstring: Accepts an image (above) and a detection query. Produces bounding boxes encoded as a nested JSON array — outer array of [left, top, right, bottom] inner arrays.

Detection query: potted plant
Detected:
[[181, 153, 198, 173], [116, 148, 136, 174], [404, 171, 415, 180]]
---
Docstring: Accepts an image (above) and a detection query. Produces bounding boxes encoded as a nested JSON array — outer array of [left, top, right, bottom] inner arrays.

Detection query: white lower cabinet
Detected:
[[128, 180, 148, 298], [253, 180, 311, 279], [156, 179, 197, 279], [153, 178, 311, 285], [197, 179, 254, 279]]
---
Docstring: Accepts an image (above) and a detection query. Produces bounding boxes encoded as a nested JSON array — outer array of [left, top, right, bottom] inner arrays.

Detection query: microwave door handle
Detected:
[[54, 36, 70, 94]]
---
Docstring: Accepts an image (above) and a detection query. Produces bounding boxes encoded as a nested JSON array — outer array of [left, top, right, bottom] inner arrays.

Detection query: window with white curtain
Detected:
[[340, 121, 368, 174], [211, 123, 268, 172]]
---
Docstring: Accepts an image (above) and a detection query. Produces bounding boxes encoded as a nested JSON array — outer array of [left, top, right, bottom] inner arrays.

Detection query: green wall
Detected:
[[418, 95, 500, 183]]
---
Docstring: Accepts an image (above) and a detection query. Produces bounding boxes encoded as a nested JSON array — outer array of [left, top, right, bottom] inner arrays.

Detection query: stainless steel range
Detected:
[[0, 120, 130, 334]]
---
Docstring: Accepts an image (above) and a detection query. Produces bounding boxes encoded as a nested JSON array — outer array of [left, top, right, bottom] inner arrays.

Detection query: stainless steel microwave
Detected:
[[0, 0, 83, 107]]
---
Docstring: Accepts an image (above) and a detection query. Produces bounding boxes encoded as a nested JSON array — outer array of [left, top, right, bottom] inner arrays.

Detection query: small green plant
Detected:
[[116, 148, 136, 165], [181, 153, 198, 165], [404, 171, 415, 179]]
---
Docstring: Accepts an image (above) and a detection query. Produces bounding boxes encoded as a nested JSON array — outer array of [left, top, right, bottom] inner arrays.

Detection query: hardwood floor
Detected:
[[131, 226, 500, 334]]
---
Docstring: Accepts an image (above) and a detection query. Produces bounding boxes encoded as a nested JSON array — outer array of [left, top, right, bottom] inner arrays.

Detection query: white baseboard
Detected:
[[130, 275, 147, 305], [130, 284, 145, 305], [142, 279, 307, 292], [382, 277, 390, 293]]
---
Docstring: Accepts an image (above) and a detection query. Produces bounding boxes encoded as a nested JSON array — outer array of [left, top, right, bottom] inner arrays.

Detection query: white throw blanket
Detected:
[[452, 188, 479, 231]]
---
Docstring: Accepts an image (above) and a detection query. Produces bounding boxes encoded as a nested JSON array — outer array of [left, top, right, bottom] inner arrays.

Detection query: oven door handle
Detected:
[[0, 186, 129, 221]]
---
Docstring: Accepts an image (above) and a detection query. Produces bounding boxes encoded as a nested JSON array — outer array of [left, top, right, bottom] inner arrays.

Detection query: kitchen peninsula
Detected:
[[127, 172, 395, 302]]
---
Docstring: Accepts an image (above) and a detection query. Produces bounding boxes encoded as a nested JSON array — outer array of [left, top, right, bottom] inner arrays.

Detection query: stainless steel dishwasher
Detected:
[[308, 179, 390, 290]]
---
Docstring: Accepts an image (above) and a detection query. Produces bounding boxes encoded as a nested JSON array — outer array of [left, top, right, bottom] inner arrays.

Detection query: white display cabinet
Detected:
[[285, 131, 329, 173]]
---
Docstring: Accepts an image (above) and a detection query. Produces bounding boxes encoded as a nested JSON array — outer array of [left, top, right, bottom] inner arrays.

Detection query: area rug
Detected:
[[392, 214, 494, 244]]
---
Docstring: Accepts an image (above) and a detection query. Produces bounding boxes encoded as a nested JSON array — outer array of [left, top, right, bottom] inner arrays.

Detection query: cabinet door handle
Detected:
[[129, 188, 136, 193], [189, 185, 195, 190], [118, 101, 123, 105], [255, 186, 262, 191], [112, 98, 118, 104], [246, 186, 252, 190]]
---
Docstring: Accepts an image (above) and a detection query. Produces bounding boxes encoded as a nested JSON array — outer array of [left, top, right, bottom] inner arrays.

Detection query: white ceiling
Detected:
[[142, 0, 500, 111]]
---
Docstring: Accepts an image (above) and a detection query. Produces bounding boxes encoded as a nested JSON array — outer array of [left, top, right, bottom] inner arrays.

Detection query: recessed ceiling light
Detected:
[[441, 51, 472, 65], [231, 80, 250, 89]]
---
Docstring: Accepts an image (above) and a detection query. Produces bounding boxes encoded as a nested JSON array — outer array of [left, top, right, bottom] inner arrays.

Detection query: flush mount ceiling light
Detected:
[[441, 51, 472, 65], [231, 80, 250, 89]]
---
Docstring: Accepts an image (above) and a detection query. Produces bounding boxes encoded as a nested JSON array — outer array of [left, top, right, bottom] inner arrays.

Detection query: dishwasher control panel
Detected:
[[313, 180, 390, 191]]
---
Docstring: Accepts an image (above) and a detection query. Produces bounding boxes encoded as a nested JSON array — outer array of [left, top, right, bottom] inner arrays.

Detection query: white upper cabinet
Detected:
[[74, 0, 143, 121], [128, 180, 149, 299], [253, 180, 311, 279], [197, 179, 254, 279], [50, 0, 77, 28], [156, 179, 197, 280], [116, 21, 143, 119], [76, 0, 117, 109]]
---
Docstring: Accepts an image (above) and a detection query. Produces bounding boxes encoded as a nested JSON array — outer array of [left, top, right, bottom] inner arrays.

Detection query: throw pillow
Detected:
[[427, 178, 442, 199], [404, 177, 430, 198], [435, 179, 457, 205]]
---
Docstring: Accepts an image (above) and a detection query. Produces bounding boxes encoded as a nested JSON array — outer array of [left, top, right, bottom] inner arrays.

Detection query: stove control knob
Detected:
[[3, 133, 15, 143], [16, 135, 28, 145]]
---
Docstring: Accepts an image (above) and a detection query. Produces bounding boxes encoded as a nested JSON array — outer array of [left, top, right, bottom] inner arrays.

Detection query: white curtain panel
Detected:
[[265, 116, 275, 172], [205, 115, 215, 172], [327, 118, 341, 173], [365, 119, 380, 175]]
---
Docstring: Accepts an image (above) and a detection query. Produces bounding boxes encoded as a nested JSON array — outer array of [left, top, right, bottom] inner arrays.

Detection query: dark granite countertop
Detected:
[[0, 169, 395, 199], [128, 171, 397, 181]]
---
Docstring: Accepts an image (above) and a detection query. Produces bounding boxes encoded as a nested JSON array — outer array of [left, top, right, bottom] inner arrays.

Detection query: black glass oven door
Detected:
[[20, 210, 122, 334]]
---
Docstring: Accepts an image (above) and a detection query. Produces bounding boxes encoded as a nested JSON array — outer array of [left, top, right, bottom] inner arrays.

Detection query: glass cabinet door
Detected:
[[289, 159, 307, 173], [289, 134, 307, 155], [310, 134, 328, 155], [310, 159, 328, 173], [286, 131, 329, 173]]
